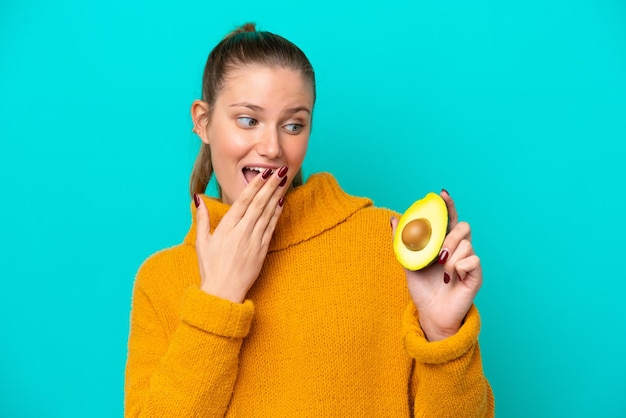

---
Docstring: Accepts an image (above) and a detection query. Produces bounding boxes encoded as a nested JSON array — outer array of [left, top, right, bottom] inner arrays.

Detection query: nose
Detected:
[[255, 127, 283, 159]]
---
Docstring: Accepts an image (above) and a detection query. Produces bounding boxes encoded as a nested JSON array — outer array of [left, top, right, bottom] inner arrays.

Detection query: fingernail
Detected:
[[279, 176, 288, 187], [441, 188, 450, 196], [438, 249, 449, 264], [443, 272, 451, 284], [194, 194, 200, 208], [279, 197, 285, 207], [277, 166, 288, 178], [262, 168, 272, 179]]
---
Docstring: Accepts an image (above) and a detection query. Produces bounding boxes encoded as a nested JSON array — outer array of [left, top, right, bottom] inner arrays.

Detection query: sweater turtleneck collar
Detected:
[[184, 172, 372, 252]]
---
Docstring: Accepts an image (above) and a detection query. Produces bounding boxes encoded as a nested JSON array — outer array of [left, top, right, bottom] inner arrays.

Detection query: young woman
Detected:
[[125, 23, 495, 417]]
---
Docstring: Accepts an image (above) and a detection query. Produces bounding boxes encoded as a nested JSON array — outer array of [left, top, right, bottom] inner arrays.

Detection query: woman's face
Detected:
[[200, 64, 314, 205]]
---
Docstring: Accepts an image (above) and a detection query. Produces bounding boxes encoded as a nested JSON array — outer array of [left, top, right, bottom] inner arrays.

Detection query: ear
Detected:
[[191, 99, 211, 145]]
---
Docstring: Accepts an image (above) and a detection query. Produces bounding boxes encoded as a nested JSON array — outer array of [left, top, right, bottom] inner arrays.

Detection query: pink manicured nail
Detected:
[[438, 249, 449, 264], [194, 194, 200, 208]]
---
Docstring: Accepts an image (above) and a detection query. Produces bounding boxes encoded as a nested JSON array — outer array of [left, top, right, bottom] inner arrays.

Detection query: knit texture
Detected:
[[125, 172, 495, 417]]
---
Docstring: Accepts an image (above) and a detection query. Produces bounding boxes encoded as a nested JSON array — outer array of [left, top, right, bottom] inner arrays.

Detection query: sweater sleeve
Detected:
[[403, 303, 495, 418], [125, 271, 254, 417]]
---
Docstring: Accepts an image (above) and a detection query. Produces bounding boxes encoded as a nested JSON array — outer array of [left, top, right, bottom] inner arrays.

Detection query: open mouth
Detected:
[[242, 166, 272, 183]]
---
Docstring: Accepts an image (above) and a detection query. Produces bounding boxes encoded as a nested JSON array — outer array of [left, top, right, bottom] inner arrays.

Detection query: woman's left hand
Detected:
[[391, 190, 482, 342]]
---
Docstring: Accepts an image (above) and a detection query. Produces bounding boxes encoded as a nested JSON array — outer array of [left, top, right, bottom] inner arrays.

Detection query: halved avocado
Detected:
[[393, 193, 448, 270]]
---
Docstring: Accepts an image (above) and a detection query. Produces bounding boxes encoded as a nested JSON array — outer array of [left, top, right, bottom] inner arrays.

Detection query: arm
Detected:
[[404, 304, 495, 417], [391, 190, 494, 416], [126, 166, 289, 416], [125, 273, 254, 417]]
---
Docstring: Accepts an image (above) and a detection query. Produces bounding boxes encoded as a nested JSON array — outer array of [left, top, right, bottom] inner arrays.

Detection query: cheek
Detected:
[[208, 124, 249, 164], [286, 137, 309, 165]]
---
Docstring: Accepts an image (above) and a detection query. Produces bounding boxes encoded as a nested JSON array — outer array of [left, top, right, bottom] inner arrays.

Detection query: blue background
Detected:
[[1, 0, 625, 416]]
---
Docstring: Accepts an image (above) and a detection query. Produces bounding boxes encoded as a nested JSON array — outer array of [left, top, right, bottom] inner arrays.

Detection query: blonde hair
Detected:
[[190, 23, 316, 198]]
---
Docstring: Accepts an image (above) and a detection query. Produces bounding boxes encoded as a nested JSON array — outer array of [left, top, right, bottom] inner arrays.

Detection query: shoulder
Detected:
[[358, 204, 400, 219], [137, 243, 193, 275], [348, 202, 401, 228], [329, 205, 401, 253], [134, 242, 197, 294], [130, 243, 199, 336]]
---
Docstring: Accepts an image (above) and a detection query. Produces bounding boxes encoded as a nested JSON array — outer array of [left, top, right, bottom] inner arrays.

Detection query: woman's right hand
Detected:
[[194, 167, 289, 303]]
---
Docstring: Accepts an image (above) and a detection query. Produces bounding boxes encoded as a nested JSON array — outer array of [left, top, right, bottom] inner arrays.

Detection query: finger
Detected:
[[222, 167, 275, 227], [437, 221, 471, 265], [440, 189, 459, 230], [390, 216, 399, 239], [194, 194, 211, 250], [443, 238, 474, 283], [244, 167, 290, 237], [253, 174, 288, 240], [455, 254, 482, 289], [259, 193, 286, 249]]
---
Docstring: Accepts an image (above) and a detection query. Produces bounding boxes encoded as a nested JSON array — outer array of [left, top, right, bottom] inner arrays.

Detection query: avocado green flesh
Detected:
[[393, 193, 448, 270]]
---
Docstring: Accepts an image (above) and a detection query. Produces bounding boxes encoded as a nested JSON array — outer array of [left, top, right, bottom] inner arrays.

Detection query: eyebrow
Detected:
[[229, 102, 311, 115]]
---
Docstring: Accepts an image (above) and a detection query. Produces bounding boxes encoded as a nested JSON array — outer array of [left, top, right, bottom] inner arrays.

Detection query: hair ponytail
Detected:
[[224, 22, 257, 38], [190, 143, 213, 197]]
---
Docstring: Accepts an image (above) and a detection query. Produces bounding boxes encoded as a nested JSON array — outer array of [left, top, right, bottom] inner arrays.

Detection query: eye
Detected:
[[284, 123, 303, 134], [236, 117, 258, 128]]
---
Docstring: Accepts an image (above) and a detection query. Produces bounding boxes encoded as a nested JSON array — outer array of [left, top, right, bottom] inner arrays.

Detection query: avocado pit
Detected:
[[401, 218, 432, 251]]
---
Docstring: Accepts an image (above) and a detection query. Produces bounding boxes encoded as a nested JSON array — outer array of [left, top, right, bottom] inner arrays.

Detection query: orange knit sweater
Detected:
[[125, 173, 494, 417]]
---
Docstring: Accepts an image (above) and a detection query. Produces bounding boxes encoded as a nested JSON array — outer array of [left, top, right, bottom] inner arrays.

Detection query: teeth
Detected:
[[244, 166, 269, 172]]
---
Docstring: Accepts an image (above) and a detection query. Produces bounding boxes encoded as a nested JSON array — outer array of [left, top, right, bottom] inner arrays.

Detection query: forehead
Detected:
[[219, 64, 314, 105]]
